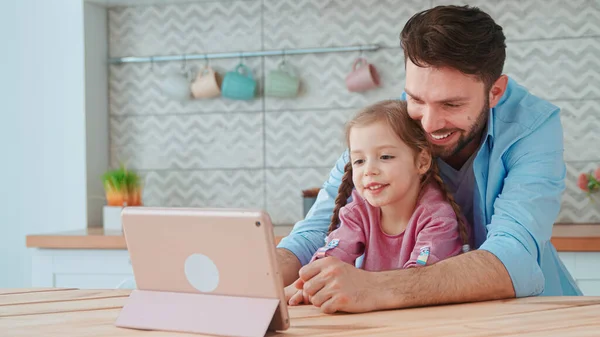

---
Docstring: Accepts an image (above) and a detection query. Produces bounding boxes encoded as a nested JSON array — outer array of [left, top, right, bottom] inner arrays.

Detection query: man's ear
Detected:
[[489, 74, 508, 109], [417, 150, 432, 175]]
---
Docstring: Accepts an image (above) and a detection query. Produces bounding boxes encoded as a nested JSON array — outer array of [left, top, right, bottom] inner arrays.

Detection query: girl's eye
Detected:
[[381, 155, 394, 160], [353, 159, 364, 165]]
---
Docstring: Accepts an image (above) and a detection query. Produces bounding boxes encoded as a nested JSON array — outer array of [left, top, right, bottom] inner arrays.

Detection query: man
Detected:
[[276, 5, 582, 314]]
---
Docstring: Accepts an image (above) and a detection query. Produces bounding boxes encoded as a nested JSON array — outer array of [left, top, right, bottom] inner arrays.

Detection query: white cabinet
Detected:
[[558, 252, 600, 295], [31, 249, 135, 289]]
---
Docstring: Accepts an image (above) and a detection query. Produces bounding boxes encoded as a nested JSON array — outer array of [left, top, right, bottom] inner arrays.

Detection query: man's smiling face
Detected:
[[404, 59, 489, 161]]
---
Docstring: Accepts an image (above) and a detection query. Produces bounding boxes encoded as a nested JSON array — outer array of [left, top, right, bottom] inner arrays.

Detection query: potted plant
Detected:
[[102, 164, 143, 231]]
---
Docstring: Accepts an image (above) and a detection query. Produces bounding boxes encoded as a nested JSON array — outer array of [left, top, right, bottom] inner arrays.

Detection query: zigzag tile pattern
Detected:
[[141, 169, 265, 209], [265, 109, 353, 168], [504, 38, 600, 101], [108, 1, 262, 57], [110, 113, 263, 170], [266, 168, 332, 225], [432, 0, 600, 41], [263, 0, 428, 49], [556, 100, 600, 162]]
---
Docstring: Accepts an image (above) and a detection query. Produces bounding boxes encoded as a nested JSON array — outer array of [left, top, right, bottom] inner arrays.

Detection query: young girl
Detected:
[[288, 99, 471, 305]]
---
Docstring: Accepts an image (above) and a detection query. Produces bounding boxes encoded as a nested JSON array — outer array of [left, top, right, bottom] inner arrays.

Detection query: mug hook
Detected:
[[150, 56, 155, 72], [239, 52, 244, 65], [282, 48, 287, 65], [359, 46, 364, 58], [181, 54, 187, 71], [204, 53, 209, 67]]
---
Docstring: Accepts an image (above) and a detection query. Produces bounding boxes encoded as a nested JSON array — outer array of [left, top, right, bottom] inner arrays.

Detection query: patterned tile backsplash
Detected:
[[108, 0, 600, 224]]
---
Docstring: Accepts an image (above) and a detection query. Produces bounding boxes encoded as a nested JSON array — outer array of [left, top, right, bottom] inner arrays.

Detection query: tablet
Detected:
[[121, 207, 290, 332]]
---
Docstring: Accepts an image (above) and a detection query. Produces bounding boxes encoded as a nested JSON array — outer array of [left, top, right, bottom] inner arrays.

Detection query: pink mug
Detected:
[[345, 58, 381, 92], [191, 66, 222, 99]]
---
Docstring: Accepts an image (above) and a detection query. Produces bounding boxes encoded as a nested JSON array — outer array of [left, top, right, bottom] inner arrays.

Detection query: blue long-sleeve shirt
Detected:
[[278, 77, 581, 297]]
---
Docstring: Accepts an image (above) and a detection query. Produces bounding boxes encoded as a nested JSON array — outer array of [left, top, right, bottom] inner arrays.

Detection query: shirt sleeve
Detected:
[[310, 202, 366, 265], [277, 151, 349, 266], [404, 208, 462, 268], [479, 110, 565, 297]]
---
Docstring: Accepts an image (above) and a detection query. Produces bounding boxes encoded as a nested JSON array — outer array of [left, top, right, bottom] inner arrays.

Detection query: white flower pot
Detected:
[[103, 206, 124, 232]]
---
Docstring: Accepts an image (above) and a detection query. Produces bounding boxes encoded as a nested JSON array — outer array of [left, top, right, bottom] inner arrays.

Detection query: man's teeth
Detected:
[[368, 184, 383, 190], [431, 132, 453, 140]]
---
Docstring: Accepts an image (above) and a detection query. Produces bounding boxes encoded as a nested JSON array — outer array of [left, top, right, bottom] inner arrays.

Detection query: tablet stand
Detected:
[[115, 289, 280, 337]]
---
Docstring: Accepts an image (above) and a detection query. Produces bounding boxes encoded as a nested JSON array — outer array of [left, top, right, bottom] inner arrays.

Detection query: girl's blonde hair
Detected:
[[328, 100, 470, 250]]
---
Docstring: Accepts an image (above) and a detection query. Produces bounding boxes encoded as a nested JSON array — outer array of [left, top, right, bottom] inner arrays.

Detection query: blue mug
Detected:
[[221, 64, 256, 100]]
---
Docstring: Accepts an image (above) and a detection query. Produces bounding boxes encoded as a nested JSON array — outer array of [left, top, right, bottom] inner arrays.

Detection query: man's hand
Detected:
[[298, 256, 378, 314]]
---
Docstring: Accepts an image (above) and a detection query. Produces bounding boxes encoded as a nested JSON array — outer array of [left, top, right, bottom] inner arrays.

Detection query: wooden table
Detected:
[[1, 289, 600, 336]]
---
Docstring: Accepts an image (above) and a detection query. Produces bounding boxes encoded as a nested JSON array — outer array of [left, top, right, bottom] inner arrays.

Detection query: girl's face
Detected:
[[349, 120, 429, 208]]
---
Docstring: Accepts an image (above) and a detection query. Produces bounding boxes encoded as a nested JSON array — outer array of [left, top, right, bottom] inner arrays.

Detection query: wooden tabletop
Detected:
[[26, 223, 600, 251], [1, 288, 600, 336]]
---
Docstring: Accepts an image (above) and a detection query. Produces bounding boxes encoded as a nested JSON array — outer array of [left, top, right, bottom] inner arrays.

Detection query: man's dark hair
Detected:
[[400, 5, 506, 89]]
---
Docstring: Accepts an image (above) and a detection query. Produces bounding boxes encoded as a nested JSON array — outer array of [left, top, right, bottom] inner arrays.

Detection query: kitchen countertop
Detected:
[[26, 223, 600, 252]]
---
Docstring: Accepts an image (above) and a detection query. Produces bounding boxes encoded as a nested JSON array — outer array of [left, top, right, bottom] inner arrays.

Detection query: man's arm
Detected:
[[276, 151, 349, 285], [276, 248, 302, 287], [301, 109, 565, 313], [376, 250, 514, 310]]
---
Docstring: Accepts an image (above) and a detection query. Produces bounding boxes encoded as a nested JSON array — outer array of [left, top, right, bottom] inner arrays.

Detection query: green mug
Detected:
[[221, 64, 257, 100], [265, 62, 300, 98]]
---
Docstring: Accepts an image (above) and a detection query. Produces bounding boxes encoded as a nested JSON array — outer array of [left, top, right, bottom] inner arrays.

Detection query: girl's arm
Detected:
[[310, 204, 366, 266], [403, 213, 463, 269]]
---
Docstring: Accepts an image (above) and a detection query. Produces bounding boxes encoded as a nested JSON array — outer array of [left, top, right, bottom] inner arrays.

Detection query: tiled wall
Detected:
[[108, 0, 600, 225]]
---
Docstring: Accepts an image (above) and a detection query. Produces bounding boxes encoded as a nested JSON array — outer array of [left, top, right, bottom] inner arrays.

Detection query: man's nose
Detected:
[[420, 106, 446, 133]]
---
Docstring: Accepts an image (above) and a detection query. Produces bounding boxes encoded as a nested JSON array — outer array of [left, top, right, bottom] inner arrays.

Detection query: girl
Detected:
[[288, 99, 470, 305]]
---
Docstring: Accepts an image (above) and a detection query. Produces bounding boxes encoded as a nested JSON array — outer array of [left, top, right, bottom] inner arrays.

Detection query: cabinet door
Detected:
[[54, 274, 134, 289], [31, 249, 135, 289]]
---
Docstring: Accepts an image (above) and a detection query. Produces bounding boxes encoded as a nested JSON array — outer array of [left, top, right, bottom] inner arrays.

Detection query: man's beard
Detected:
[[431, 99, 490, 159]]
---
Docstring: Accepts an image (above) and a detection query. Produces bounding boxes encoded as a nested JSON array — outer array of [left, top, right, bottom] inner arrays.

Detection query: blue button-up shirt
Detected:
[[278, 77, 582, 297]]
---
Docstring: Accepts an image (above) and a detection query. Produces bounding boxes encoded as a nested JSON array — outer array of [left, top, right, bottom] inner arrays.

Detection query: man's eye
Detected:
[[411, 97, 424, 104], [381, 155, 394, 160], [445, 103, 461, 108]]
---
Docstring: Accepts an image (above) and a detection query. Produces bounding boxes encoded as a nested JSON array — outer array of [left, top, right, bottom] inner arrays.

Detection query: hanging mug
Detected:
[[191, 66, 222, 99], [265, 62, 300, 98], [161, 70, 192, 101], [221, 64, 257, 100], [345, 58, 381, 92]]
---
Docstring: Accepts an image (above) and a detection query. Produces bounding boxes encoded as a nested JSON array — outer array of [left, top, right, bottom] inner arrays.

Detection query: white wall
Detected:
[[0, 0, 88, 287], [84, 3, 109, 227], [0, 0, 23, 288]]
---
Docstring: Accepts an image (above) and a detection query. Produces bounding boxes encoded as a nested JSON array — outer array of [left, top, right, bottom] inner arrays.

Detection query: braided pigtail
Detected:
[[429, 161, 471, 253], [328, 162, 355, 235]]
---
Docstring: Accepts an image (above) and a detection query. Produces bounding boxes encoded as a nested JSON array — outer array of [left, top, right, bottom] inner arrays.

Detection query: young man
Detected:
[[276, 5, 582, 314]]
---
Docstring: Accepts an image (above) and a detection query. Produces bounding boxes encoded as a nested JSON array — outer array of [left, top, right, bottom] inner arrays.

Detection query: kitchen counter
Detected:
[[26, 223, 600, 251], [26, 226, 293, 250]]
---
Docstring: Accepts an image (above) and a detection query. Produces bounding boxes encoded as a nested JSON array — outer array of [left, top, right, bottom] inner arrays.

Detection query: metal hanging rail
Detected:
[[108, 44, 381, 64]]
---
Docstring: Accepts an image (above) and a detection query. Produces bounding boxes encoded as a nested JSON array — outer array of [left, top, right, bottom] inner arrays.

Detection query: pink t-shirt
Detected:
[[311, 182, 467, 271]]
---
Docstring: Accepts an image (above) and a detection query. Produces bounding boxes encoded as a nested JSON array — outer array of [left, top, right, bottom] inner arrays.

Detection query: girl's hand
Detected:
[[284, 283, 298, 302], [288, 289, 306, 306], [285, 279, 310, 305]]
